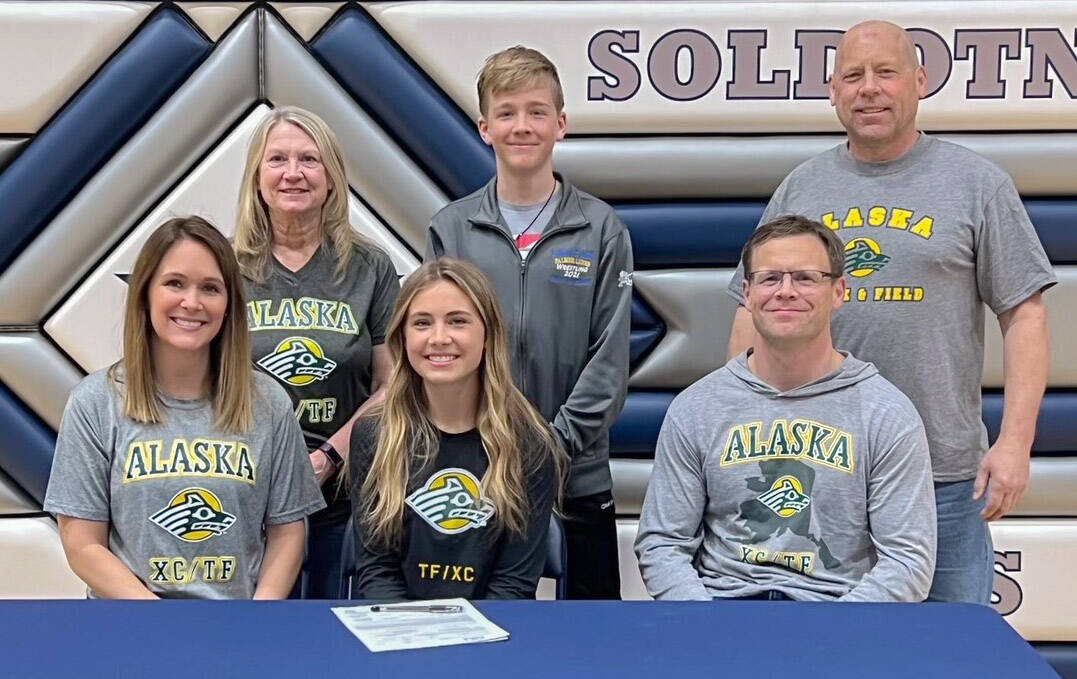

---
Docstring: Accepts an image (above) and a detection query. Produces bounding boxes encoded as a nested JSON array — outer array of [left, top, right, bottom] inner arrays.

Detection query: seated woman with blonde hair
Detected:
[[349, 258, 564, 599], [44, 216, 324, 598]]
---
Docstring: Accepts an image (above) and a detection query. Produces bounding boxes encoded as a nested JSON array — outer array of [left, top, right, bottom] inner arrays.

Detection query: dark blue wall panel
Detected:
[[610, 391, 676, 458], [1034, 643, 1077, 679], [1025, 199, 1077, 265], [310, 8, 494, 198], [0, 383, 58, 504], [0, 9, 211, 272], [630, 296, 665, 366], [617, 202, 764, 269], [983, 391, 1077, 454]]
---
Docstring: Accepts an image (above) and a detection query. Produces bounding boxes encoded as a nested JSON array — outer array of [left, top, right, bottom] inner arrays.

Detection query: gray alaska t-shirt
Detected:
[[728, 134, 1056, 481], [245, 243, 399, 447], [245, 243, 399, 518], [44, 370, 325, 599]]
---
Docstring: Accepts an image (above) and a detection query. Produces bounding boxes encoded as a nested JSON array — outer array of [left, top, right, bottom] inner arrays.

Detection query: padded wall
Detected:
[[0, 1, 1075, 642]]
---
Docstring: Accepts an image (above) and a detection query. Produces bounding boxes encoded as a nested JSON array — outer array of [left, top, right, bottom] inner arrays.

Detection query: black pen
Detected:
[[369, 604, 463, 613]]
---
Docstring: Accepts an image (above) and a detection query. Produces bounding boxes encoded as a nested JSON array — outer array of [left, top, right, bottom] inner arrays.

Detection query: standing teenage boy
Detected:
[[426, 46, 633, 599]]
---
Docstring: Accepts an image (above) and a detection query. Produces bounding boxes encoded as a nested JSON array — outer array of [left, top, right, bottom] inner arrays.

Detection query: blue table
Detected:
[[2, 600, 1058, 678]]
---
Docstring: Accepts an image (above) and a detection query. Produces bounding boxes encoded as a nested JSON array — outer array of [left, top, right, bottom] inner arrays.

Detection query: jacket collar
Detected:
[[468, 172, 589, 232]]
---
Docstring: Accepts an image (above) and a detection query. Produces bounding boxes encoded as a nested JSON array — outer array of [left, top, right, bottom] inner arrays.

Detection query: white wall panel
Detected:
[[271, 2, 343, 42], [0, 2, 155, 133], [990, 520, 1077, 640], [984, 267, 1075, 387], [369, 1, 1077, 134], [0, 516, 85, 598], [177, 2, 250, 41], [0, 137, 27, 171], [630, 270, 735, 388], [0, 333, 83, 430], [0, 470, 37, 514]]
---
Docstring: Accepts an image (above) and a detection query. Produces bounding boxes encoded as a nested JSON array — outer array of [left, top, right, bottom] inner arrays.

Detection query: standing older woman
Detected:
[[235, 107, 399, 597]]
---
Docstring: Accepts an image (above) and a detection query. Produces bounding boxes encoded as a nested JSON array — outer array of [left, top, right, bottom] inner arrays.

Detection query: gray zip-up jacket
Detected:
[[425, 175, 633, 498], [636, 352, 936, 602]]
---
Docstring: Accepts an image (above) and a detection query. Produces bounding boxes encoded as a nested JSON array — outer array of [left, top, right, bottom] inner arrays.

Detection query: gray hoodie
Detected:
[[635, 352, 936, 602]]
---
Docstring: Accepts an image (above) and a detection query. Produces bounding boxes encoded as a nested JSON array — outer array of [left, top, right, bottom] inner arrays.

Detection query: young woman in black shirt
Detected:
[[348, 258, 564, 599]]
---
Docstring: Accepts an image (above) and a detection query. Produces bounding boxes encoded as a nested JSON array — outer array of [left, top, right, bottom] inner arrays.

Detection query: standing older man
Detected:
[[727, 20, 1054, 603]]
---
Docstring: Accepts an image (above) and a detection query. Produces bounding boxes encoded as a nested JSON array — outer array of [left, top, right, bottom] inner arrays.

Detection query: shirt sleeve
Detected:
[[975, 176, 1057, 315], [367, 250, 401, 345], [347, 416, 409, 600], [551, 225, 632, 459], [484, 441, 556, 599], [264, 391, 326, 525], [633, 414, 712, 601], [43, 379, 113, 521], [839, 417, 937, 602]]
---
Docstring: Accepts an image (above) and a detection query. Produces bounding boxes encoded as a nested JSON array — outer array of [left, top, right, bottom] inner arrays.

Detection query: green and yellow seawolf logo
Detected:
[[756, 475, 811, 517], [257, 336, 337, 386], [406, 468, 495, 535], [844, 238, 890, 278], [149, 488, 236, 542]]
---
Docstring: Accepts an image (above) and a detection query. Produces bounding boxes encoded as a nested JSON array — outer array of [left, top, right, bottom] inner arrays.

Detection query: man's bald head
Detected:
[[835, 21, 920, 72], [829, 19, 927, 162]]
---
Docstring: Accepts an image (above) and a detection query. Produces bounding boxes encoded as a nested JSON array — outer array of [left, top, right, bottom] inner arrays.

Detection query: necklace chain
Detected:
[[514, 182, 557, 242]]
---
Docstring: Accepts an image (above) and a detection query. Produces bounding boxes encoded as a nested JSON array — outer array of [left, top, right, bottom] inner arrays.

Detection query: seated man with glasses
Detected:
[[635, 215, 937, 601]]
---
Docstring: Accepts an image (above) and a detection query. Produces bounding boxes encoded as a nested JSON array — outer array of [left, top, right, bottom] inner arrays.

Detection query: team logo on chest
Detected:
[[406, 468, 495, 535], [550, 249, 595, 286], [756, 475, 811, 518], [149, 488, 237, 542], [257, 336, 337, 386], [843, 238, 890, 278]]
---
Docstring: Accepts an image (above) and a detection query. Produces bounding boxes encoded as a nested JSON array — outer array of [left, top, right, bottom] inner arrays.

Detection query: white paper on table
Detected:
[[330, 598, 510, 653]]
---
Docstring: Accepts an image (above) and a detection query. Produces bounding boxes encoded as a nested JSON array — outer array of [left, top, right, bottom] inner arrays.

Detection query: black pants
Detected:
[[304, 512, 348, 599], [290, 508, 348, 599], [562, 490, 621, 599]]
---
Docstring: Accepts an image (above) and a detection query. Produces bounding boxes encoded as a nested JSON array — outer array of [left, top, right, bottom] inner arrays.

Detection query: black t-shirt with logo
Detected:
[[348, 417, 556, 600], [245, 243, 399, 518]]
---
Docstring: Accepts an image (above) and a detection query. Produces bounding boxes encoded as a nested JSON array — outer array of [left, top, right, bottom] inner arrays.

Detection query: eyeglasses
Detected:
[[747, 270, 838, 289]]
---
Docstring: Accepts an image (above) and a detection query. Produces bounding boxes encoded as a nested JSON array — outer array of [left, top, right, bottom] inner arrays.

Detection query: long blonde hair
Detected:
[[112, 216, 253, 432], [358, 258, 564, 551], [234, 106, 359, 283]]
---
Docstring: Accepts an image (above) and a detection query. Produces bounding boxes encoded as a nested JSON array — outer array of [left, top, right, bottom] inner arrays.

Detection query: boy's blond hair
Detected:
[[477, 46, 564, 116]]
